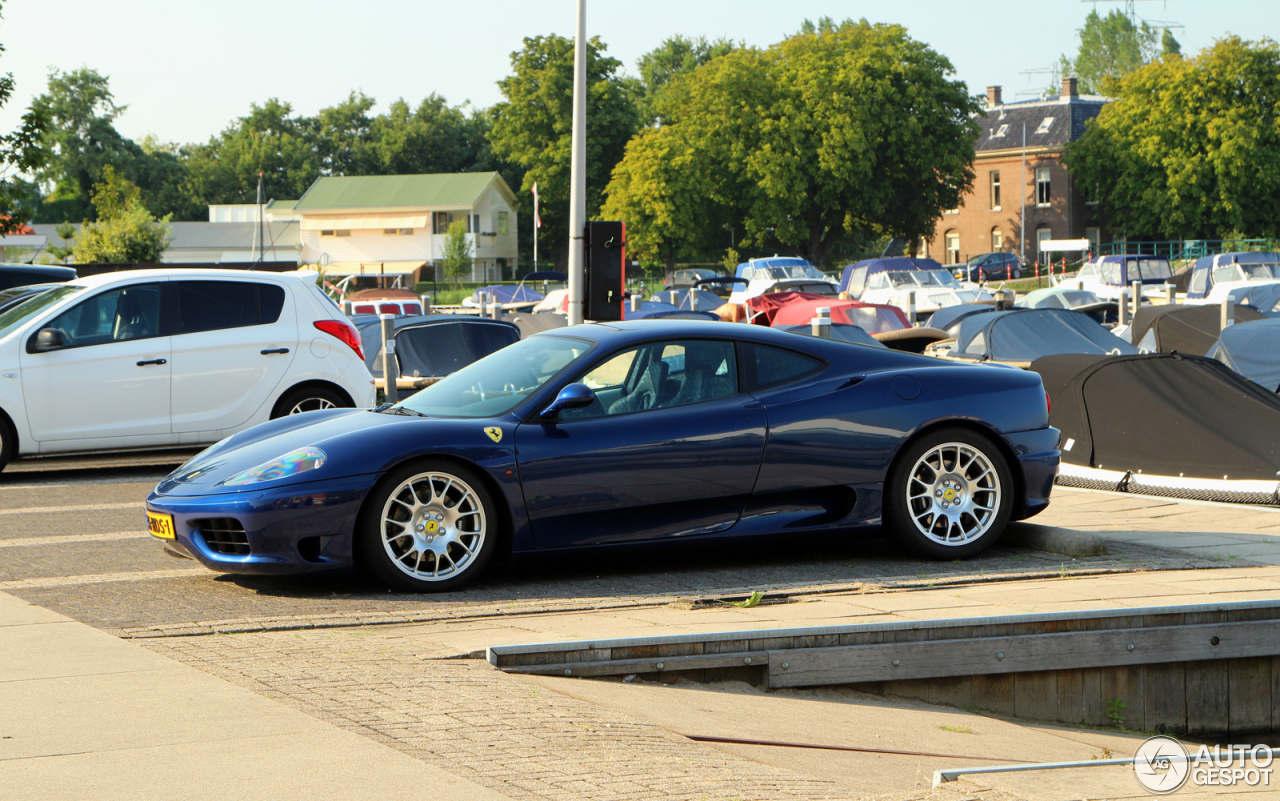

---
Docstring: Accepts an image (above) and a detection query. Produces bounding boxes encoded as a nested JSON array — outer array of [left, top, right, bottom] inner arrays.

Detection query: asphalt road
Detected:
[[0, 454, 1220, 639]]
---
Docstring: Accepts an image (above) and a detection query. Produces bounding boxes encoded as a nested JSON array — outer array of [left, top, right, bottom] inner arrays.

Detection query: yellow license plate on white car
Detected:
[[147, 511, 175, 540]]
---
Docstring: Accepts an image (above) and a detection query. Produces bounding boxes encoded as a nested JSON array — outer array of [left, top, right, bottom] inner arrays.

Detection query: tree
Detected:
[[1057, 10, 1158, 96], [604, 19, 979, 267], [183, 99, 321, 206], [71, 166, 172, 263], [1066, 37, 1280, 239], [46, 221, 75, 262], [634, 35, 736, 124], [488, 35, 641, 267], [440, 220, 473, 286], [1162, 29, 1182, 57], [0, 1, 47, 233]]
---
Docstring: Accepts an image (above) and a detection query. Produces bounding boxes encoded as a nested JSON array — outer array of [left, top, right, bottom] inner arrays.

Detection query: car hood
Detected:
[[153, 409, 516, 497]]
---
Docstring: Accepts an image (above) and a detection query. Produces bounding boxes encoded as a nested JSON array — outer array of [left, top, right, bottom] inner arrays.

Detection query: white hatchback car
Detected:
[[0, 268, 376, 471]]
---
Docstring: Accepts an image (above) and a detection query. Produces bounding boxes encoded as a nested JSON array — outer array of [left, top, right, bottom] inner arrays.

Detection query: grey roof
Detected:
[[33, 222, 300, 252], [975, 95, 1109, 152]]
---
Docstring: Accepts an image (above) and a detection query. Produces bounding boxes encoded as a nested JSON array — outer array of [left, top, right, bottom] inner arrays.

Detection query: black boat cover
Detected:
[[1032, 352, 1280, 480], [1128, 304, 1266, 355], [357, 315, 520, 378], [955, 309, 1136, 362], [1209, 317, 1280, 393], [926, 303, 996, 336]]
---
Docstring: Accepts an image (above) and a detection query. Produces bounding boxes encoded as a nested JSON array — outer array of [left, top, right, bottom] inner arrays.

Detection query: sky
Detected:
[[0, 0, 1276, 146]]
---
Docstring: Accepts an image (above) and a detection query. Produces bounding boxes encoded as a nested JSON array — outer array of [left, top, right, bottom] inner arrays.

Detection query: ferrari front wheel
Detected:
[[357, 460, 498, 591], [884, 428, 1013, 559]]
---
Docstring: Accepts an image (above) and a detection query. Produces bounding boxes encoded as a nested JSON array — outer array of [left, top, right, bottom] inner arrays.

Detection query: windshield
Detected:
[[1130, 259, 1172, 281], [921, 270, 960, 287], [1240, 262, 1280, 280], [0, 284, 86, 342], [760, 264, 826, 280], [395, 335, 594, 418]]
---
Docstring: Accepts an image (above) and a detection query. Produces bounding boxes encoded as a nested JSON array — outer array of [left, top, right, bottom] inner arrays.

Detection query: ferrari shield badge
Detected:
[[484, 427, 503, 443]]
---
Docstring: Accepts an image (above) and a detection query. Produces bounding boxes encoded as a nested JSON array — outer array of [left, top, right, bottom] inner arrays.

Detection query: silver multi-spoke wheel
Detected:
[[905, 442, 1001, 546], [289, 397, 336, 415], [379, 471, 487, 582]]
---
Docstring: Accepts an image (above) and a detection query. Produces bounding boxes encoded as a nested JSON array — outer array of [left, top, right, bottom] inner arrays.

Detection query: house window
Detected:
[[991, 228, 1002, 251], [320, 229, 350, 237], [990, 171, 1001, 210], [945, 231, 960, 265], [383, 228, 413, 236], [943, 206, 960, 216], [472, 214, 481, 234], [1036, 228, 1052, 260], [1036, 168, 1051, 207], [993, 124, 1009, 138], [1035, 117, 1055, 135], [496, 211, 509, 235], [432, 212, 450, 234]]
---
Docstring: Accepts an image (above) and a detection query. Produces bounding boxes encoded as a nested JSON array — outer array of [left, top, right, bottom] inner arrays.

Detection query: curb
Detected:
[[1004, 523, 1108, 557]]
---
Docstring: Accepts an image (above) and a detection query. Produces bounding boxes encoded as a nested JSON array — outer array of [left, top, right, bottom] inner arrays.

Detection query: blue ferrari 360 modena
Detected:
[[145, 320, 1060, 591]]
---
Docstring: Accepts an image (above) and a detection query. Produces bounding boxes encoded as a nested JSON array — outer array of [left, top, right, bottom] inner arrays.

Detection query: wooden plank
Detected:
[[1100, 666, 1137, 730], [768, 620, 1280, 688], [1126, 665, 1146, 731], [506, 650, 769, 677], [972, 673, 1016, 716], [1143, 662, 1187, 735], [926, 675, 974, 710], [1272, 656, 1280, 732], [1186, 660, 1230, 736], [1056, 669, 1085, 724], [1015, 671, 1058, 721], [1229, 657, 1272, 734], [1082, 668, 1106, 726]]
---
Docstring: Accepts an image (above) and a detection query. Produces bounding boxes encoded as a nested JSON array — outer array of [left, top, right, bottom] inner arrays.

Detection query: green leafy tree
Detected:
[[440, 219, 473, 287], [488, 34, 641, 267], [71, 166, 171, 263], [1162, 29, 1182, 57], [46, 220, 75, 262], [183, 99, 321, 206], [605, 19, 979, 268], [0, 1, 47, 233], [1066, 37, 1280, 239], [1057, 10, 1158, 96], [635, 35, 736, 124]]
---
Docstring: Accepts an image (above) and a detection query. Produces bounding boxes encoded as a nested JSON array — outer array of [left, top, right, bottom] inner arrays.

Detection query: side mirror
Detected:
[[539, 383, 597, 420], [30, 328, 65, 353]]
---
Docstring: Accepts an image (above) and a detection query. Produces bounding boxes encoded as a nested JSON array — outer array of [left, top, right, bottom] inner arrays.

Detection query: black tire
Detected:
[[0, 413, 14, 474], [883, 427, 1014, 559], [271, 385, 352, 419], [355, 459, 499, 592]]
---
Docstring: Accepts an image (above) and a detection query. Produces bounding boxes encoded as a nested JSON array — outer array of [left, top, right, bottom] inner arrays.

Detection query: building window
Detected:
[[943, 206, 960, 215], [319, 229, 350, 237], [1036, 227, 1052, 261], [496, 211, 509, 235], [1085, 227, 1100, 255], [383, 228, 413, 236], [1036, 168, 1051, 207], [991, 227, 1002, 251], [1035, 117, 1054, 135], [432, 212, 450, 234], [990, 171, 1001, 211], [472, 214, 480, 234], [993, 124, 1009, 138], [944, 231, 960, 265]]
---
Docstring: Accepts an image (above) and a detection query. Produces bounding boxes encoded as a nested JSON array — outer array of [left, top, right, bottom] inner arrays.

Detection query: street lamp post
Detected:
[[566, 0, 588, 325]]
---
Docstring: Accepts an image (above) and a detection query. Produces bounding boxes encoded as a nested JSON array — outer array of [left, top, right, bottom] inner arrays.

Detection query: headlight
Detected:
[[220, 447, 326, 486]]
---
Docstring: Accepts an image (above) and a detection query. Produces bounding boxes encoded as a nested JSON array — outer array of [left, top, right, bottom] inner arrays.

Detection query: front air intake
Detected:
[[196, 518, 250, 556]]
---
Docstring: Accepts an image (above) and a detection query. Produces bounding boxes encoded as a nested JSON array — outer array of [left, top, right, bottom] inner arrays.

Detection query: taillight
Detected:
[[314, 319, 365, 361], [1045, 390, 1052, 414]]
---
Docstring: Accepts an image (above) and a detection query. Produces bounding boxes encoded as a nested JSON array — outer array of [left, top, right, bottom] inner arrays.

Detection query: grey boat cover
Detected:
[[1209, 317, 1280, 392], [954, 309, 1136, 363]]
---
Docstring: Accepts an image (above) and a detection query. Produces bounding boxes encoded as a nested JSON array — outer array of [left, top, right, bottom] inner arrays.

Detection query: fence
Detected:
[[1097, 239, 1280, 262]]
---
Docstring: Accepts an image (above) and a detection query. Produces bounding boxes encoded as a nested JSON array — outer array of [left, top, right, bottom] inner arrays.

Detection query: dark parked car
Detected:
[[663, 268, 731, 294], [0, 263, 76, 290], [958, 253, 1021, 283]]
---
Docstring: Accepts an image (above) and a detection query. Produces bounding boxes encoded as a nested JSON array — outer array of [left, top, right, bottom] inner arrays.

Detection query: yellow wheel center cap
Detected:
[[943, 489, 956, 501], [424, 520, 439, 534]]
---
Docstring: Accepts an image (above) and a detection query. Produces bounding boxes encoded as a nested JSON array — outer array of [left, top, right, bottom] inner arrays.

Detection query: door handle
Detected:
[[136, 359, 167, 366], [260, 348, 290, 355]]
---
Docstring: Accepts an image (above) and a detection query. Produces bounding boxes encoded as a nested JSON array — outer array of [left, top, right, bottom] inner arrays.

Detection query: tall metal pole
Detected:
[[1020, 124, 1027, 267], [566, 0, 588, 325]]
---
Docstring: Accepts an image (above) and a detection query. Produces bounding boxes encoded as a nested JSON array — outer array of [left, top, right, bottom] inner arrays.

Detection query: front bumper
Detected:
[[145, 473, 380, 575], [1005, 427, 1061, 520]]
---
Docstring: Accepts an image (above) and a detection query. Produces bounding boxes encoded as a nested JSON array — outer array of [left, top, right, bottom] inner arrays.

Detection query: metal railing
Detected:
[[1097, 239, 1280, 261]]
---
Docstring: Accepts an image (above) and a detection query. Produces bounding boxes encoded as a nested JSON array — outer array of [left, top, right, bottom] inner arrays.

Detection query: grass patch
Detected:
[[937, 724, 977, 734]]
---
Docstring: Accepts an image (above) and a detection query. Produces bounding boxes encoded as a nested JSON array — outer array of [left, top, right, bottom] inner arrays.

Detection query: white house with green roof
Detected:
[[285, 172, 518, 283]]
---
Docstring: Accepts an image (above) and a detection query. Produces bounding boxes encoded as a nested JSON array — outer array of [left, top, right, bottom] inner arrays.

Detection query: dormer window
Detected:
[[1035, 117, 1055, 134], [993, 124, 1009, 138]]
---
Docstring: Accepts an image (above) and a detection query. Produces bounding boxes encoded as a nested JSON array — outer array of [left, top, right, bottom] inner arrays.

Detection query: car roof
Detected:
[[64, 268, 313, 289]]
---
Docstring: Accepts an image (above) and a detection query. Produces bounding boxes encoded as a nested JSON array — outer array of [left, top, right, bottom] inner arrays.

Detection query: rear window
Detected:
[[176, 281, 285, 334], [379, 303, 400, 314], [748, 344, 825, 391]]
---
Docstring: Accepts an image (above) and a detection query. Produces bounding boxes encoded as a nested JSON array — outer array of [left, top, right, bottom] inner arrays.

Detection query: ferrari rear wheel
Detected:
[[357, 460, 498, 591], [884, 428, 1012, 559]]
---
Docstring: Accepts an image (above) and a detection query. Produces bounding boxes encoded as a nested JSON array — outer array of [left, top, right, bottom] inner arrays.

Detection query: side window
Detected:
[[748, 344, 825, 391], [176, 281, 285, 335], [565, 340, 738, 420], [1213, 265, 1240, 285], [43, 283, 162, 347], [1190, 267, 1209, 294]]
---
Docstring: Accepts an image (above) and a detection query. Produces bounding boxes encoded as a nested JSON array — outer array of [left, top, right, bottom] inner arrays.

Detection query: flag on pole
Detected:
[[531, 182, 541, 228]]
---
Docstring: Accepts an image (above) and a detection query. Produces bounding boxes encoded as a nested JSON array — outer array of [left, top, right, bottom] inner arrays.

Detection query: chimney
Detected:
[[986, 85, 1003, 107], [1063, 76, 1078, 98]]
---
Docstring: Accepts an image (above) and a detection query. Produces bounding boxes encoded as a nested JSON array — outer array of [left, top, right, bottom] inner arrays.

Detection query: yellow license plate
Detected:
[[147, 511, 176, 540]]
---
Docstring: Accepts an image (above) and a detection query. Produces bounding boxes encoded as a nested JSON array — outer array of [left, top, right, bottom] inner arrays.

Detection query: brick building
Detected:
[[924, 78, 1111, 270]]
